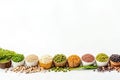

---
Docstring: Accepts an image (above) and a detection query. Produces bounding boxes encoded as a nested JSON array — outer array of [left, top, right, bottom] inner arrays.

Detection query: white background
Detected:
[[0, 0, 120, 80]]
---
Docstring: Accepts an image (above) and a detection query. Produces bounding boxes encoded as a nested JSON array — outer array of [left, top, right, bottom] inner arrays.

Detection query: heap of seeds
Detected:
[[11, 65, 43, 74]]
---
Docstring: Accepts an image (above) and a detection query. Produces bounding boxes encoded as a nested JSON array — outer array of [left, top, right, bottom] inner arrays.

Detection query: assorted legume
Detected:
[[2, 48, 120, 73]]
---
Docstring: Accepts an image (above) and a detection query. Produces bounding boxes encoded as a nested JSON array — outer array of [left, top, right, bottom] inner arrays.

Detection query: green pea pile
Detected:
[[53, 54, 66, 63], [49, 67, 71, 72]]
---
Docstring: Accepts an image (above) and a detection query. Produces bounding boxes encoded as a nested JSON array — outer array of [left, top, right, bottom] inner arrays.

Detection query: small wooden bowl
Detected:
[[0, 60, 11, 69], [110, 60, 120, 67], [53, 60, 67, 67]]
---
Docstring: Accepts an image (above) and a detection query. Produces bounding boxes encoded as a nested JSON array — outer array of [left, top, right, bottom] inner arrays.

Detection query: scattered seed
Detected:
[[11, 65, 42, 74]]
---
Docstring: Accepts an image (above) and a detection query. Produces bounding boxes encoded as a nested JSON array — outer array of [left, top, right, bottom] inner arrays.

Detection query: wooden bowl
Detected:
[[110, 60, 120, 67], [0, 60, 11, 69], [53, 60, 67, 67]]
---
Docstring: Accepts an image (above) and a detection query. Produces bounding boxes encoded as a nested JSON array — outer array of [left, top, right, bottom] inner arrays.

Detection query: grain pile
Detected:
[[25, 54, 39, 67], [39, 55, 53, 69]]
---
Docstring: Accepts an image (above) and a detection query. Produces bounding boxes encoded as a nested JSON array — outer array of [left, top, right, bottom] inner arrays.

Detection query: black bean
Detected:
[[110, 54, 120, 62]]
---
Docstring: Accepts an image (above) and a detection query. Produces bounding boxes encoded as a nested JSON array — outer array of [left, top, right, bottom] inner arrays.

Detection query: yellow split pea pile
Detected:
[[1, 48, 120, 73]]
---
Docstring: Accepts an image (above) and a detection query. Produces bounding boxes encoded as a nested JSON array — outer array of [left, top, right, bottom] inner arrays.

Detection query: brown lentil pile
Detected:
[[82, 54, 95, 62], [11, 65, 43, 74]]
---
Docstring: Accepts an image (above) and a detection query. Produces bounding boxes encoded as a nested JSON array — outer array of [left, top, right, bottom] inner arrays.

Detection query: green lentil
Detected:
[[96, 53, 109, 62]]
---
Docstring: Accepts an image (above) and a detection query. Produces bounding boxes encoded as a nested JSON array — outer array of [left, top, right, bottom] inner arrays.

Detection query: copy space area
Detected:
[[0, 0, 120, 80]]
